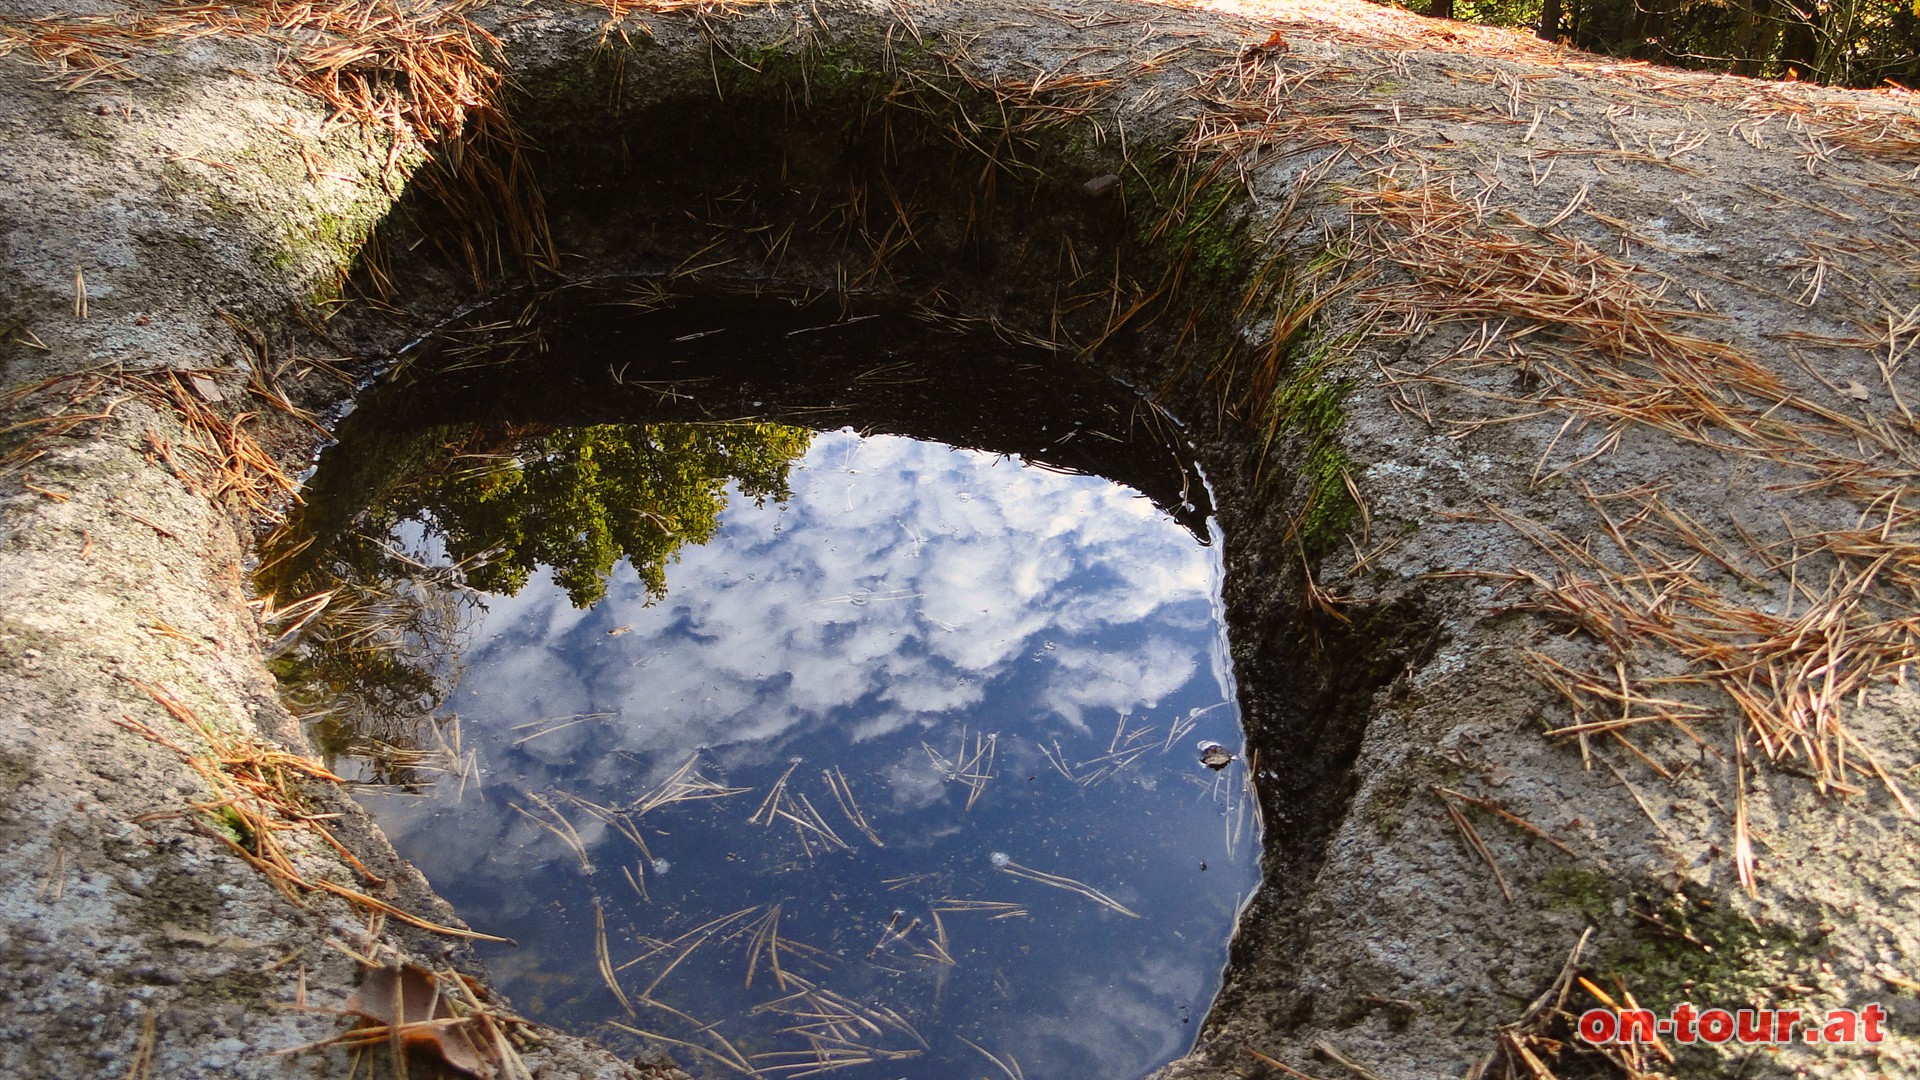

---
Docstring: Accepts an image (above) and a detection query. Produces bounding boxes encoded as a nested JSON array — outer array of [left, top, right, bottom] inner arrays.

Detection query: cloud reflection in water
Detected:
[[363, 429, 1257, 1080]]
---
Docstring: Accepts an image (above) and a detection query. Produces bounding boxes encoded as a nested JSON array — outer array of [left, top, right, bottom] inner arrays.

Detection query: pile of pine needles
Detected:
[[117, 680, 505, 941], [1170, 20, 1920, 900]]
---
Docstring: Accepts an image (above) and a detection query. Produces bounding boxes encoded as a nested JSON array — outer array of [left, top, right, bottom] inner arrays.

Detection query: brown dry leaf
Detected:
[[187, 374, 225, 403], [346, 962, 440, 1025], [1242, 30, 1287, 58], [345, 962, 493, 1077]]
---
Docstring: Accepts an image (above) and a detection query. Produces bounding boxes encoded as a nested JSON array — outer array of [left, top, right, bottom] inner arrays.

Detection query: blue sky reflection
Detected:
[[362, 429, 1258, 1080]]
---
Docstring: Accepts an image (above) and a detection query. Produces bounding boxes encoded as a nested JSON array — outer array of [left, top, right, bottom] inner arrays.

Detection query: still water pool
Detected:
[[268, 291, 1260, 1079]]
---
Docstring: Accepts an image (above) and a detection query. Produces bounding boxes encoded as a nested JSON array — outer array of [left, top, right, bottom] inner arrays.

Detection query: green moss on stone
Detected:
[[1601, 893, 1803, 1009], [1539, 865, 1617, 917]]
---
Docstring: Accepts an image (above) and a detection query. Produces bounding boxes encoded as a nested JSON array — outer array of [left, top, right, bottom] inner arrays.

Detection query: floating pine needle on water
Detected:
[[554, 790, 652, 862], [1037, 739, 1077, 782], [992, 854, 1140, 919], [751, 973, 928, 1076], [923, 727, 997, 809], [617, 906, 763, 1000], [1223, 769, 1250, 855], [508, 791, 592, 874], [739, 905, 788, 990], [1163, 702, 1226, 752], [881, 871, 942, 892], [428, 712, 479, 802], [594, 899, 634, 1015], [958, 1035, 1027, 1080], [866, 909, 922, 958], [1036, 714, 1158, 788], [510, 710, 615, 746], [793, 792, 850, 852], [822, 766, 884, 847], [1177, 754, 1261, 858], [634, 751, 751, 815], [807, 587, 921, 607], [914, 925, 957, 968], [750, 762, 851, 856], [1239, 749, 1265, 847], [931, 898, 1029, 920], [749, 761, 801, 826], [734, 906, 834, 991], [607, 1020, 760, 1079], [1072, 715, 1156, 787]]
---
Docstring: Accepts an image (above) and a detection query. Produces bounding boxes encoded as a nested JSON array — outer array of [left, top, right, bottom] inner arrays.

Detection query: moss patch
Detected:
[[1538, 865, 1618, 918], [1612, 895, 1804, 1004], [1255, 329, 1359, 558]]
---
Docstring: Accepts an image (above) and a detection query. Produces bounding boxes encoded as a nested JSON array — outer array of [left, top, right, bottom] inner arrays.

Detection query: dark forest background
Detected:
[[1404, 0, 1920, 87]]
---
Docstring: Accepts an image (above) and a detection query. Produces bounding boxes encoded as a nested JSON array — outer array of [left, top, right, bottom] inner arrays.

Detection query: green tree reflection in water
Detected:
[[418, 422, 813, 608], [262, 420, 812, 779]]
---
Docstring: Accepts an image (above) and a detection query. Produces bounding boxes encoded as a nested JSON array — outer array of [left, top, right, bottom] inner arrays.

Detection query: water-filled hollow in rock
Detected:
[[261, 286, 1261, 1080]]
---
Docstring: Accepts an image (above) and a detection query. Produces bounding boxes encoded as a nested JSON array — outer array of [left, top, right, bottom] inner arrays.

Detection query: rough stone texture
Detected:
[[0, 7, 657, 1078], [2, 1, 1919, 1078]]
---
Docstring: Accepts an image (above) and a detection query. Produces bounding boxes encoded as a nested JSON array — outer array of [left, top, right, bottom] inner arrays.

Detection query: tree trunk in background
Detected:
[[1815, 0, 1857, 84], [1567, 0, 1616, 54], [1731, 0, 1774, 77], [1779, 0, 1821, 78], [1570, 0, 1648, 58], [1538, 0, 1565, 42], [1427, 0, 1454, 20], [1620, 0, 1671, 61]]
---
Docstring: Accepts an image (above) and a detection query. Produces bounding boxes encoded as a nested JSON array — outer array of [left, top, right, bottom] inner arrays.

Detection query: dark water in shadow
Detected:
[[265, 289, 1260, 1080]]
